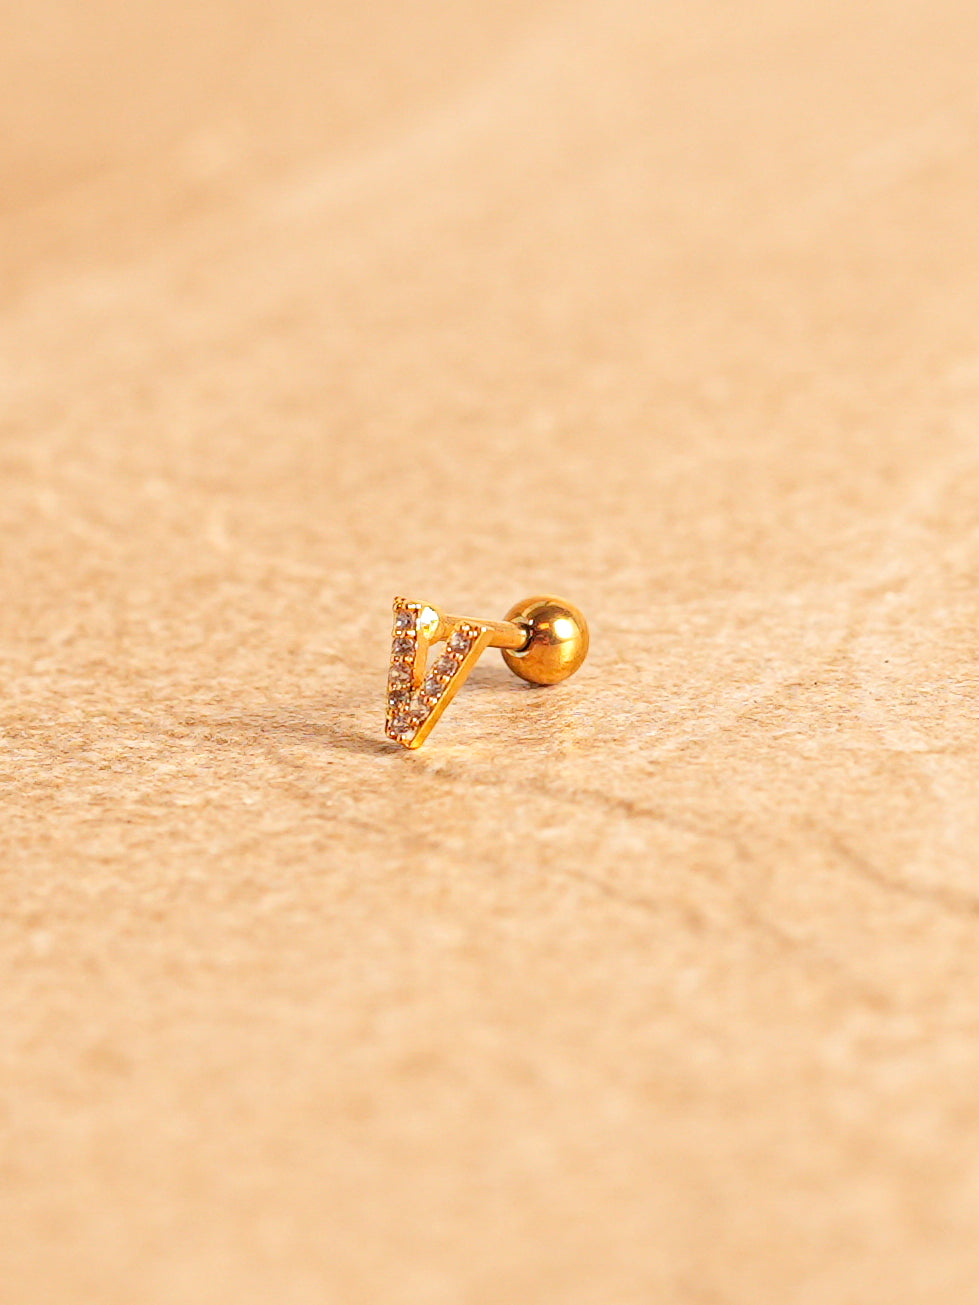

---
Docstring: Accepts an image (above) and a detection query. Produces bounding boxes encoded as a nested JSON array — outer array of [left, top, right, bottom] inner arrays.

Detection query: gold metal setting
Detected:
[[385, 594, 589, 749]]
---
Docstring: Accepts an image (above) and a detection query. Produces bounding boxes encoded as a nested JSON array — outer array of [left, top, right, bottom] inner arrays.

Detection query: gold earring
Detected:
[[385, 595, 589, 749]]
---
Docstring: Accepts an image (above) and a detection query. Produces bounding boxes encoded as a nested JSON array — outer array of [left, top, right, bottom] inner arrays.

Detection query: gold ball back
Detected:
[[501, 595, 589, 685]]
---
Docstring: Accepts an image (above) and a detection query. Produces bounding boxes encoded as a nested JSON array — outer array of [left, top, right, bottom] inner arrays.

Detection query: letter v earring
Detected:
[[385, 595, 589, 749]]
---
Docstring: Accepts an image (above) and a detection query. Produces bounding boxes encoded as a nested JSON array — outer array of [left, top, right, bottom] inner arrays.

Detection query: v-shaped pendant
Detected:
[[385, 599, 495, 749]]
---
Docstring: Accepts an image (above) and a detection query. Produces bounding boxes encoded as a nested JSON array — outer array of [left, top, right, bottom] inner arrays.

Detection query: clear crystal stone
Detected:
[[388, 664, 411, 687], [392, 636, 415, 658], [418, 606, 440, 638], [448, 630, 472, 653], [393, 610, 415, 632], [433, 654, 457, 679]]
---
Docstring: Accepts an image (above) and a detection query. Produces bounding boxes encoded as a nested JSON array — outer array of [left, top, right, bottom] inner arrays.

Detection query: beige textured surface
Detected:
[[3, 2, 979, 1301]]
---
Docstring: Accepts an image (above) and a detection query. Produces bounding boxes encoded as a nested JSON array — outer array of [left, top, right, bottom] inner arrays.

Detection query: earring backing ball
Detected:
[[501, 595, 590, 685]]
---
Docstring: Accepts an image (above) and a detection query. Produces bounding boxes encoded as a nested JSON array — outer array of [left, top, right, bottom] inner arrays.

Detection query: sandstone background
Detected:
[[3, 2, 979, 1301]]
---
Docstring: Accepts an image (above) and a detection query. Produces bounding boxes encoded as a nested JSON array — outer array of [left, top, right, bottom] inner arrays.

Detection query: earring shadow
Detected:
[[462, 661, 534, 693], [179, 709, 400, 758]]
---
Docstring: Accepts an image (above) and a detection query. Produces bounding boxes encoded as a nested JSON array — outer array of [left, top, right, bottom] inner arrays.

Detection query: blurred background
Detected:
[[1, 1, 558, 287], [3, 2, 979, 1303]]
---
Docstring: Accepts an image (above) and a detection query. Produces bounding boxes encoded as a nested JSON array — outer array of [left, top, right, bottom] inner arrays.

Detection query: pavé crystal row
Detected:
[[386, 600, 420, 737]]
